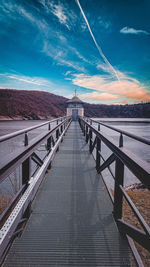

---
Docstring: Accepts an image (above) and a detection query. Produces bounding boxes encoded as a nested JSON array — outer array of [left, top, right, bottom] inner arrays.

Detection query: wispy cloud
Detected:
[[0, 73, 53, 88], [7, 74, 52, 87], [97, 16, 112, 30], [0, 0, 51, 38], [76, 0, 119, 81], [72, 73, 150, 103], [49, 2, 69, 29], [120, 27, 149, 35], [43, 41, 86, 72], [45, 1, 77, 30]]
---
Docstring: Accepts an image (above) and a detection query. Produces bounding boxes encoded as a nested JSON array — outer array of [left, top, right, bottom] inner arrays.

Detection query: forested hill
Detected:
[[0, 89, 150, 119]]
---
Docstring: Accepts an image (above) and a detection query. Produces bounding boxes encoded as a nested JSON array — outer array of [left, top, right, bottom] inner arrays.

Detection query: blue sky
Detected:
[[0, 0, 150, 104]]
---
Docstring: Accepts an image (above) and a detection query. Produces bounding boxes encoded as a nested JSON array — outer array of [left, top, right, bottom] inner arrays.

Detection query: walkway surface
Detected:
[[4, 122, 135, 266]]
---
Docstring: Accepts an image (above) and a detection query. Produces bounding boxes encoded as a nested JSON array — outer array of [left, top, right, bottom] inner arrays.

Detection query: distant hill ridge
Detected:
[[0, 89, 150, 120]]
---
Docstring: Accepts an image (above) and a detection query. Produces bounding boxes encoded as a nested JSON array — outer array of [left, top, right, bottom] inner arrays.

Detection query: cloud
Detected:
[[96, 63, 111, 73], [43, 41, 86, 72], [76, 0, 119, 81], [81, 92, 118, 101], [0, 0, 51, 38], [120, 27, 149, 35], [50, 2, 69, 28], [97, 16, 112, 30], [0, 73, 52, 87], [72, 73, 150, 103], [48, 2, 77, 30], [65, 71, 72, 76]]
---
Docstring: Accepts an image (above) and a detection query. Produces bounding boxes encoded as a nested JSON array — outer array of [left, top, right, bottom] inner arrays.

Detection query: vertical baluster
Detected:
[[96, 137, 101, 170], [98, 123, 100, 131], [24, 132, 28, 146], [48, 123, 51, 131], [47, 136, 51, 151], [89, 128, 93, 153], [61, 125, 63, 133], [113, 158, 124, 220], [119, 133, 123, 147], [86, 125, 88, 143], [56, 129, 59, 141], [22, 157, 31, 186], [83, 122, 85, 136]]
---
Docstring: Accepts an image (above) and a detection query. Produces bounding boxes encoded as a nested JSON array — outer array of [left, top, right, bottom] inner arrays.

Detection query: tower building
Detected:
[[66, 91, 84, 121]]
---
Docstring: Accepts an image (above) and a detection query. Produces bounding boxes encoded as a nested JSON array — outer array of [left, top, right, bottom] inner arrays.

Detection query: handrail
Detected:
[[87, 117, 150, 146], [0, 117, 71, 183], [0, 116, 69, 143], [79, 116, 150, 264], [0, 116, 72, 261]]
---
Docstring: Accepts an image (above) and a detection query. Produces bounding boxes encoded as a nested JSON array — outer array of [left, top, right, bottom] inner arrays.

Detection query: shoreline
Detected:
[[125, 182, 149, 192]]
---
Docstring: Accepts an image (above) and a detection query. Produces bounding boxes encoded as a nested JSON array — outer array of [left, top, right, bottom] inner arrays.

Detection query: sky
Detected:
[[0, 0, 150, 104]]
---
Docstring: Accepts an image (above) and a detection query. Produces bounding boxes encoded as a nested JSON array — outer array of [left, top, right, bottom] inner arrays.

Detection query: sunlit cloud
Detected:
[[81, 92, 119, 101], [120, 26, 149, 35], [72, 73, 150, 103]]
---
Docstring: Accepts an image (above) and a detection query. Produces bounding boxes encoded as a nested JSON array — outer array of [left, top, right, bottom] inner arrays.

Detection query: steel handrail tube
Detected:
[[0, 116, 70, 143], [0, 117, 71, 183], [79, 117, 150, 255], [88, 117, 150, 146], [81, 118, 150, 186], [0, 118, 72, 261]]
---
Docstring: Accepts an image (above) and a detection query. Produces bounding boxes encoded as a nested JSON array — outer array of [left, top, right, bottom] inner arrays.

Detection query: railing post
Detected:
[[56, 129, 59, 141], [89, 128, 93, 153], [24, 132, 28, 146], [86, 125, 88, 143], [47, 136, 52, 151], [22, 157, 31, 186], [119, 133, 123, 147], [98, 124, 100, 131], [61, 125, 63, 133], [96, 137, 101, 170], [83, 122, 85, 136], [113, 158, 124, 220], [48, 123, 51, 131]]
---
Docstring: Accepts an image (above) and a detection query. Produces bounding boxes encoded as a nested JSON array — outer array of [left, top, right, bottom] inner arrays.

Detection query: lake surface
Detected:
[[0, 118, 150, 194], [92, 118, 150, 188]]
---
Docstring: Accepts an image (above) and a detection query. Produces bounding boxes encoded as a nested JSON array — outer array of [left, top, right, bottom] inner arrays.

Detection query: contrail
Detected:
[[76, 0, 120, 81]]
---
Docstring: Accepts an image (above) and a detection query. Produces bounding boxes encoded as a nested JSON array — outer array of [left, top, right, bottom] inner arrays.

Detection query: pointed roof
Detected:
[[67, 95, 83, 103]]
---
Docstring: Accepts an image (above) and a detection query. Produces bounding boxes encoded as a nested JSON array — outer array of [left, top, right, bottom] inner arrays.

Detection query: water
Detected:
[[0, 119, 57, 195], [92, 118, 150, 188], [0, 118, 150, 194]]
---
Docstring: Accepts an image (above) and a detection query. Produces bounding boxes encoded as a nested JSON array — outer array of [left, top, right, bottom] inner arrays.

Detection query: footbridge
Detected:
[[0, 116, 150, 266]]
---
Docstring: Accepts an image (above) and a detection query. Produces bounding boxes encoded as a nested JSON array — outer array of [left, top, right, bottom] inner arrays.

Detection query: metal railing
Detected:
[[87, 118, 150, 146], [0, 116, 71, 261], [79, 116, 150, 266]]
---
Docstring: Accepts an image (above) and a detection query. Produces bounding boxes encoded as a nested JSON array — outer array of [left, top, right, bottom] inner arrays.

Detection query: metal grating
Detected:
[[4, 122, 136, 267]]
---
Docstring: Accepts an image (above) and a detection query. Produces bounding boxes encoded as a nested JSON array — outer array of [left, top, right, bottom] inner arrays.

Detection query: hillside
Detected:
[[0, 89, 150, 119], [0, 89, 67, 119]]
